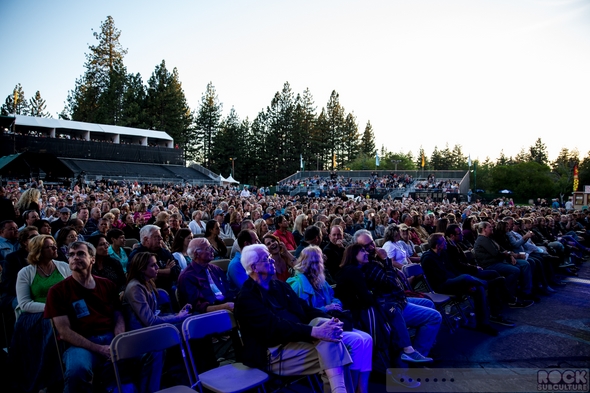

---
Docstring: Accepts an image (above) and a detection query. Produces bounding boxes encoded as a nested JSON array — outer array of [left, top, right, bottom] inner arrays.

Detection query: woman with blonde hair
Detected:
[[11, 234, 71, 392], [292, 214, 309, 247], [287, 246, 373, 393], [15, 188, 41, 216], [254, 218, 269, 241]]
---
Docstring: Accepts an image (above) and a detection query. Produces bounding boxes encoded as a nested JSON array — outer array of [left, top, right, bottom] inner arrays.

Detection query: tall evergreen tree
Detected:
[[341, 112, 360, 165], [360, 121, 376, 157], [312, 109, 330, 171], [65, 16, 128, 124], [210, 107, 246, 178], [194, 82, 223, 166], [249, 111, 270, 185], [325, 91, 345, 170], [430, 146, 445, 170], [120, 73, 147, 129], [514, 148, 530, 163], [293, 88, 317, 171], [449, 144, 467, 169], [28, 90, 50, 117], [145, 60, 193, 152], [529, 138, 549, 166], [1, 83, 28, 115], [265, 82, 298, 180]]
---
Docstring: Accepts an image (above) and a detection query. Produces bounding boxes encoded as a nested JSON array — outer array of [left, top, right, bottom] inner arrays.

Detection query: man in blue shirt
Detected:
[[227, 229, 260, 292]]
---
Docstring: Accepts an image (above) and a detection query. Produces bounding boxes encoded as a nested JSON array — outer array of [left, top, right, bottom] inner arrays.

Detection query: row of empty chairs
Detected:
[[110, 310, 269, 393]]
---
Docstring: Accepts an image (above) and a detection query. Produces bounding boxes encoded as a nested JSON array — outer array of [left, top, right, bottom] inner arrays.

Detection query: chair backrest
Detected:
[[210, 258, 230, 272], [402, 263, 424, 279], [110, 323, 183, 361], [182, 310, 235, 341], [375, 238, 385, 247], [403, 262, 438, 293], [223, 237, 234, 247], [414, 244, 422, 255], [125, 238, 139, 248], [110, 323, 190, 393]]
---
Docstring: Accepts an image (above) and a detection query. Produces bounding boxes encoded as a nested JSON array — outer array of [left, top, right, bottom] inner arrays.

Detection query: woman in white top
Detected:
[[171, 228, 194, 270], [188, 210, 207, 235], [12, 234, 71, 392], [381, 224, 411, 269]]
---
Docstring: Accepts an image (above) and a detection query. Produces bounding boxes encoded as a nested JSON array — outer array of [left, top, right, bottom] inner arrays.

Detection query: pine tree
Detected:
[[360, 121, 376, 157], [430, 147, 445, 170], [120, 73, 147, 129], [194, 82, 223, 166], [64, 16, 128, 124], [450, 144, 466, 169], [28, 90, 51, 117], [249, 111, 270, 185], [1, 83, 28, 115], [293, 88, 317, 171], [311, 109, 330, 171], [325, 91, 345, 170], [210, 108, 247, 180], [341, 112, 360, 165], [145, 61, 193, 152], [529, 138, 549, 166]]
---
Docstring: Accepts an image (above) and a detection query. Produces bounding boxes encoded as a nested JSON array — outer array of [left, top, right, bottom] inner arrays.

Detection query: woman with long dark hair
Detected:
[[170, 228, 193, 270], [204, 220, 228, 260], [123, 251, 191, 330]]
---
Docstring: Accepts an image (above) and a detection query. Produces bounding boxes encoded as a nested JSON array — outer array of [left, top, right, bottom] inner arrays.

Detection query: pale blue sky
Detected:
[[1, 0, 589, 162]]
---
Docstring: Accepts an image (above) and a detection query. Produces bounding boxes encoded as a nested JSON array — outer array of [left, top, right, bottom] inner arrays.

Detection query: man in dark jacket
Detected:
[[235, 244, 353, 393], [473, 221, 535, 301], [421, 233, 506, 334]]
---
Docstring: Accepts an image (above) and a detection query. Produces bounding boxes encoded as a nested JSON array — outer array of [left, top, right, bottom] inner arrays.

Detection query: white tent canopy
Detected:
[[225, 175, 239, 184]]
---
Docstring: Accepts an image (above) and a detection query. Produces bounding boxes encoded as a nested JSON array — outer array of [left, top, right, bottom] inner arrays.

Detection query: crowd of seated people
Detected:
[[278, 173, 416, 195], [0, 178, 589, 392]]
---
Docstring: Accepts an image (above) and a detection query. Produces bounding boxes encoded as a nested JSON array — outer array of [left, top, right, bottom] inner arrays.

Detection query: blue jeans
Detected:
[[486, 262, 521, 296], [402, 298, 442, 355], [63, 332, 114, 393], [63, 332, 164, 393]]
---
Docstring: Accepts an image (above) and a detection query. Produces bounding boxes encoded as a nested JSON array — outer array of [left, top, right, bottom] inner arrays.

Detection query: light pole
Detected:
[[229, 157, 236, 178], [391, 160, 401, 172]]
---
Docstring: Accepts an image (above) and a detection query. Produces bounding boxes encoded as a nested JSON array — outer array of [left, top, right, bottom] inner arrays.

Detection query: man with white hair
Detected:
[[128, 225, 181, 306], [177, 238, 234, 313], [235, 244, 354, 393]]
